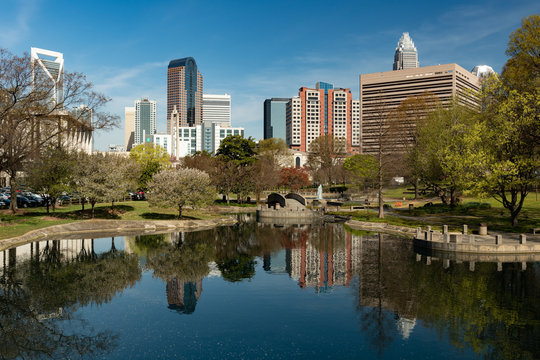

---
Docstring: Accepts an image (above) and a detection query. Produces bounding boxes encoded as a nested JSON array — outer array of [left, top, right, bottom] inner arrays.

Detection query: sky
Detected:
[[1, 0, 538, 150]]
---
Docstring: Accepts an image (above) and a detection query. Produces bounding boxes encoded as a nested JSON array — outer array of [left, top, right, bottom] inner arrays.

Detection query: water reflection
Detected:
[[2, 224, 540, 359], [0, 237, 141, 359]]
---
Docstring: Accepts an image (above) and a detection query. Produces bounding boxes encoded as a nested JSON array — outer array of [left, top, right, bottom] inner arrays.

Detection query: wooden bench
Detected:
[[532, 228, 540, 235]]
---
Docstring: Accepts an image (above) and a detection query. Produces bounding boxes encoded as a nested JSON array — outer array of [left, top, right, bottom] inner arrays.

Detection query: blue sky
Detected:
[[1, 0, 538, 150]]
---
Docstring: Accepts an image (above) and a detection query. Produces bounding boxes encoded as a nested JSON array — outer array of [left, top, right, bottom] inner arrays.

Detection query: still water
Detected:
[[1, 222, 539, 359]]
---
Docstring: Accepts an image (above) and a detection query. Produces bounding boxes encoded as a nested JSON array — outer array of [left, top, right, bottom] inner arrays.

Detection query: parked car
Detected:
[[17, 195, 37, 208]]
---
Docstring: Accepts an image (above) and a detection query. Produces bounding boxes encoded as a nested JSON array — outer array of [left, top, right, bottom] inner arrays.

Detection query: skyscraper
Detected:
[[134, 98, 157, 145], [203, 94, 231, 127], [263, 98, 289, 141], [393, 33, 418, 70], [167, 57, 203, 133], [31, 47, 64, 106], [124, 106, 135, 151]]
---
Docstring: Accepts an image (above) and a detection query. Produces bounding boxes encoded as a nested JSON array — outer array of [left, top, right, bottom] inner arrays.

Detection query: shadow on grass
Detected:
[[11, 204, 137, 221], [140, 212, 199, 220]]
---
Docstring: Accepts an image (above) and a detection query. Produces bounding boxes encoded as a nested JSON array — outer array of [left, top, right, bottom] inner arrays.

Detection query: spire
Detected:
[[393, 32, 419, 70]]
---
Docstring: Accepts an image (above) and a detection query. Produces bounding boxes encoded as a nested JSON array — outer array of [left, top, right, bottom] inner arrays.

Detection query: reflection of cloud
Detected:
[[0, 0, 38, 47], [207, 262, 222, 278]]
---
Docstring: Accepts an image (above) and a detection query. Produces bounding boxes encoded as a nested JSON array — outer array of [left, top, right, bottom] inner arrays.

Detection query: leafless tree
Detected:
[[0, 49, 117, 212]]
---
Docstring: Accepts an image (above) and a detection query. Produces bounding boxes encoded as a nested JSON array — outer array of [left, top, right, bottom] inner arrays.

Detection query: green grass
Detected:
[[0, 201, 226, 240]]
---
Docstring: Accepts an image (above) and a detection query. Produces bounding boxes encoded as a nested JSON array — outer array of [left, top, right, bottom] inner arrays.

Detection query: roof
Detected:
[[168, 57, 197, 69]]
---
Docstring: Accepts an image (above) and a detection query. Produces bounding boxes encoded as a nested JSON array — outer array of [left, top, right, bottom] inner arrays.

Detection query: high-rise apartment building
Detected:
[[263, 98, 289, 141], [124, 106, 135, 151], [393, 33, 418, 70], [31, 47, 64, 106], [134, 98, 157, 145], [203, 94, 231, 127], [167, 57, 203, 133], [286, 83, 361, 153], [359, 63, 481, 154]]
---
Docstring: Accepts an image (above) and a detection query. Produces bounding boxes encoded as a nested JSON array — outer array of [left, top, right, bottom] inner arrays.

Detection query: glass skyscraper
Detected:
[[393, 33, 419, 70], [263, 98, 289, 141], [135, 98, 157, 145], [167, 57, 203, 133]]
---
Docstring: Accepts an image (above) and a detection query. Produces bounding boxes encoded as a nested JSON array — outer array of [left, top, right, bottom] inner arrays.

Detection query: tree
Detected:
[[26, 146, 77, 213], [215, 135, 258, 203], [215, 135, 257, 166], [129, 143, 170, 192], [251, 138, 291, 203], [438, 17, 539, 226], [502, 14, 540, 94], [408, 100, 476, 206], [0, 49, 117, 213], [343, 154, 378, 193], [306, 135, 347, 185], [147, 168, 214, 219], [394, 92, 440, 198], [74, 153, 137, 217], [278, 167, 310, 191]]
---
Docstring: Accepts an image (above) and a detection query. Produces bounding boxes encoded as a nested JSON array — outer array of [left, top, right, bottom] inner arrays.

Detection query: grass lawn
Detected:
[[334, 191, 540, 234], [0, 201, 231, 240]]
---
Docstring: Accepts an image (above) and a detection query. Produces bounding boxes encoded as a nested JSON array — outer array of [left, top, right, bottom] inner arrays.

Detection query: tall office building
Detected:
[[203, 94, 231, 127], [393, 33, 418, 70], [263, 98, 289, 141], [124, 106, 135, 151], [359, 63, 481, 154], [134, 98, 157, 145], [286, 83, 361, 153], [31, 47, 64, 106], [30, 47, 93, 154], [167, 57, 203, 133]]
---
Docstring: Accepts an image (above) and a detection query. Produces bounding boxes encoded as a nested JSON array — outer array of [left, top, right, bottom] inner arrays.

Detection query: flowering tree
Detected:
[[147, 168, 214, 219]]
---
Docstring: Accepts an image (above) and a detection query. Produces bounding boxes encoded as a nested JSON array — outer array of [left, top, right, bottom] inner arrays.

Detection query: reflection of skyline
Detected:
[[288, 226, 362, 292], [1, 239, 95, 275], [166, 278, 202, 314]]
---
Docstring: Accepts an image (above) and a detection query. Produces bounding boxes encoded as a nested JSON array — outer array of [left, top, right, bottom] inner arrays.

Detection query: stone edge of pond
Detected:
[[345, 219, 416, 238], [0, 217, 238, 251]]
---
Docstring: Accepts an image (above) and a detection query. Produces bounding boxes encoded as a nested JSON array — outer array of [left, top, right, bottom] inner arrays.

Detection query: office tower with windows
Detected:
[[263, 98, 289, 141], [134, 98, 157, 145], [203, 94, 231, 127], [359, 63, 481, 154], [167, 57, 203, 133], [393, 33, 418, 70], [31, 47, 64, 106], [286, 82, 360, 154]]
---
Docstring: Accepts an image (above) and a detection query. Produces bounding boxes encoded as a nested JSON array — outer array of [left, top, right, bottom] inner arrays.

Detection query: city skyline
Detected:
[[1, 0, 537, 150]]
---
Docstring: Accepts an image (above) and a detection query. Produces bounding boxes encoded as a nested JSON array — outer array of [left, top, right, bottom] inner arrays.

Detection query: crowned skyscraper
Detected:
[[393, 32, 418, 70], [167, 57, 203, 133]]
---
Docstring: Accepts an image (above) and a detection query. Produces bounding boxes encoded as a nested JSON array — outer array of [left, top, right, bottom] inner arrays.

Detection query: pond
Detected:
[[1, 221, 539, 359]]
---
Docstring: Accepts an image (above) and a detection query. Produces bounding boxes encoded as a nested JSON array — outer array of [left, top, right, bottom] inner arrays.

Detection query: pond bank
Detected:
[[0, 217, 237, 251]]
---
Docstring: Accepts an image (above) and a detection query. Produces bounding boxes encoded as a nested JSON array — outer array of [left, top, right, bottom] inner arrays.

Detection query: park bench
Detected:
[[532, 228, 540, 235]]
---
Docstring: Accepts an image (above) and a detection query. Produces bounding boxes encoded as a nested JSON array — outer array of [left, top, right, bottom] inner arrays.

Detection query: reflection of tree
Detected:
[[0, 238, 142, 359], [356, 233, 396, 356], [145, 232, 215, 282], [351, 230, 540, 359], [410, 261, 540, 359], [215, 223, 258, 282]]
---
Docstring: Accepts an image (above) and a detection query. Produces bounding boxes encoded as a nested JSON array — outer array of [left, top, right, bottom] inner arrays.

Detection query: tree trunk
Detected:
[[178, 205, 183, 219], [45, 197, 50, 214], [226, 194, 230, 204], [51, 197, 57, 213], [414, 178, 419, 200], [378, 166, 384, 219], [81, 198, 85, 211], [91, 201, 96, 218], [9, 173, 17, 214]]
